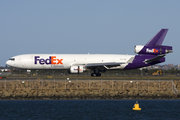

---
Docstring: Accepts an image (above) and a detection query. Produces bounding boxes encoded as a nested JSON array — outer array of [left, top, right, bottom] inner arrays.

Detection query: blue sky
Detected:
[[0, 1, 179, 66]]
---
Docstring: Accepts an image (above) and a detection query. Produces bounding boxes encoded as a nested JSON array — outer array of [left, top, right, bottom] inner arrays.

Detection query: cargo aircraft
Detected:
[[6, 29, 173, 77]]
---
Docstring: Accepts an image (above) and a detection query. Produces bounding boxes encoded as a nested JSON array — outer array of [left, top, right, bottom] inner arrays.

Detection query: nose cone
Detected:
[[6, 60, 15, 67], [6, 60, 11, 66]]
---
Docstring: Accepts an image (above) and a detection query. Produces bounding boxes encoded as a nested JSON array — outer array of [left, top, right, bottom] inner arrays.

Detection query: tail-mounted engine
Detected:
[[134, 45, 172, 55]]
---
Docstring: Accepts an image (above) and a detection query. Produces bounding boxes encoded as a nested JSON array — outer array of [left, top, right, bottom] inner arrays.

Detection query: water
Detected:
[[0, 100, 180, 120]]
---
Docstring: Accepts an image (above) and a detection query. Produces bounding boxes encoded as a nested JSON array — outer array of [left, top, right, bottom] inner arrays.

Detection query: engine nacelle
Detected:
[[69, 66, 84, 73], [134, 45, 144, 54], [134, 45, 172, 55]]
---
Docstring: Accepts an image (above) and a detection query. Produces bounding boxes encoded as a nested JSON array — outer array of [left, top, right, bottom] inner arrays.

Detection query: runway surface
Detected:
[[1, 76, 175, 81]]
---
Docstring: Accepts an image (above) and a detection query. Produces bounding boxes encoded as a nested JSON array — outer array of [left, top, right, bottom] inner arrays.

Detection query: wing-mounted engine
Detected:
[[134, 45, 172, 55], [69, 66, 84, 73]]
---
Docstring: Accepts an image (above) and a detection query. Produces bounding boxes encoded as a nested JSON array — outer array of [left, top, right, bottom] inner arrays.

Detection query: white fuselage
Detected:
[[6, 54, 135, 70]]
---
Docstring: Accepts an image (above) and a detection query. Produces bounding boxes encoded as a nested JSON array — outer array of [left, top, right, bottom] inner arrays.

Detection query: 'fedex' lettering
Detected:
[[74, 68, 82, 71], [146, 48, 158, 53], [35, 56, 63, 65]]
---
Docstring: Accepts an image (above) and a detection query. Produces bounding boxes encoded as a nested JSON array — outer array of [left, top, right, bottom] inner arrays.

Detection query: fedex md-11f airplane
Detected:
[[6, 29, 173, 77]]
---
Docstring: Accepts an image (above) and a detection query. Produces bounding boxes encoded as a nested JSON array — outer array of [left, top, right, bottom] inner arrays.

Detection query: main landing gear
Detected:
[[91, 73, 101, 77], [91, 68, 101, 77]]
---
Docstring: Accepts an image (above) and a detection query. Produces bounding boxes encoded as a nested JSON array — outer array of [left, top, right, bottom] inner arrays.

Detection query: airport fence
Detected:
[[0, 79, 177, 94]]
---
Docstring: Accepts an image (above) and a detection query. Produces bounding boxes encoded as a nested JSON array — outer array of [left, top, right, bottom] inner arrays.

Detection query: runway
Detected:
[[2, 76, 175, 81]]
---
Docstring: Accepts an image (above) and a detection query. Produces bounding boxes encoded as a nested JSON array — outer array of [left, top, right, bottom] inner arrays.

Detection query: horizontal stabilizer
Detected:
[[144, 54, 165, 63]]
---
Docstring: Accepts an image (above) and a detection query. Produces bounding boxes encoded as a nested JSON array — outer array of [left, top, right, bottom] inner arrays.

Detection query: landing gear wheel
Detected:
[[91, 73, 101, 77], [96, 73, 101, 77], [91, 73, 96, 77], [91, 73, 93, 77]]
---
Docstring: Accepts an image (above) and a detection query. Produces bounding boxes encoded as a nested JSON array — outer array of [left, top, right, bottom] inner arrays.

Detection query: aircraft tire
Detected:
[[91, 73, 96, 77], [96, 73, 101, 77]]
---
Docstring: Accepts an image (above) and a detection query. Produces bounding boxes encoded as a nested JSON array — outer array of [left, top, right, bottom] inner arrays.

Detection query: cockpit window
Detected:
[[9, 58, 15, 61]]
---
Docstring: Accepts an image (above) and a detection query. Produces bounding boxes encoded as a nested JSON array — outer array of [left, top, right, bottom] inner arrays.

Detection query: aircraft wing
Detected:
[[71, 57, 134, 70], [85, 62, 125, 69], [144, 54, 166, 63], [84, 57, 134, 69]]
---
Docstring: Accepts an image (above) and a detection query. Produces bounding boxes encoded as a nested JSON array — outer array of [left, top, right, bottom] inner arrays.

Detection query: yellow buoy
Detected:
[[133, 101, 141, 111]]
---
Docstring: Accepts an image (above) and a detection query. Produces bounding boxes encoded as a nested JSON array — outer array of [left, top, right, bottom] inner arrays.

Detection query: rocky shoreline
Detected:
[[0, 80, 179, 100]]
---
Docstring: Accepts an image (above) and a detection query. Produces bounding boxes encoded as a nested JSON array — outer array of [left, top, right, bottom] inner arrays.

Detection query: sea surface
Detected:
[[0, 100, 179, 120]]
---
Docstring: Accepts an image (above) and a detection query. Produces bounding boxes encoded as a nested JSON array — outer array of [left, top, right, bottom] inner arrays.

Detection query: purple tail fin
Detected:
[[145, 29, 168, 47], [134, 29, 172, 55]]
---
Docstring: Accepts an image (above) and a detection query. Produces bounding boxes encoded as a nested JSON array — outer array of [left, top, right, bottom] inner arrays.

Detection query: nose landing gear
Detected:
[[27, 70, 31, 77]]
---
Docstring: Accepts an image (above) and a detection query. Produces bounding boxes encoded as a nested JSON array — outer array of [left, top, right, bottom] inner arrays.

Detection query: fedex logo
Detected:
[[146, 48, 158, 53], [35, 56, 63, 65], [74, 68, 82, 71]]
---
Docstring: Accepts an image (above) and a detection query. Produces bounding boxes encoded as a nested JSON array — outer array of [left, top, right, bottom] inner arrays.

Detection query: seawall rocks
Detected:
[[0, 80, 178, 100]]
